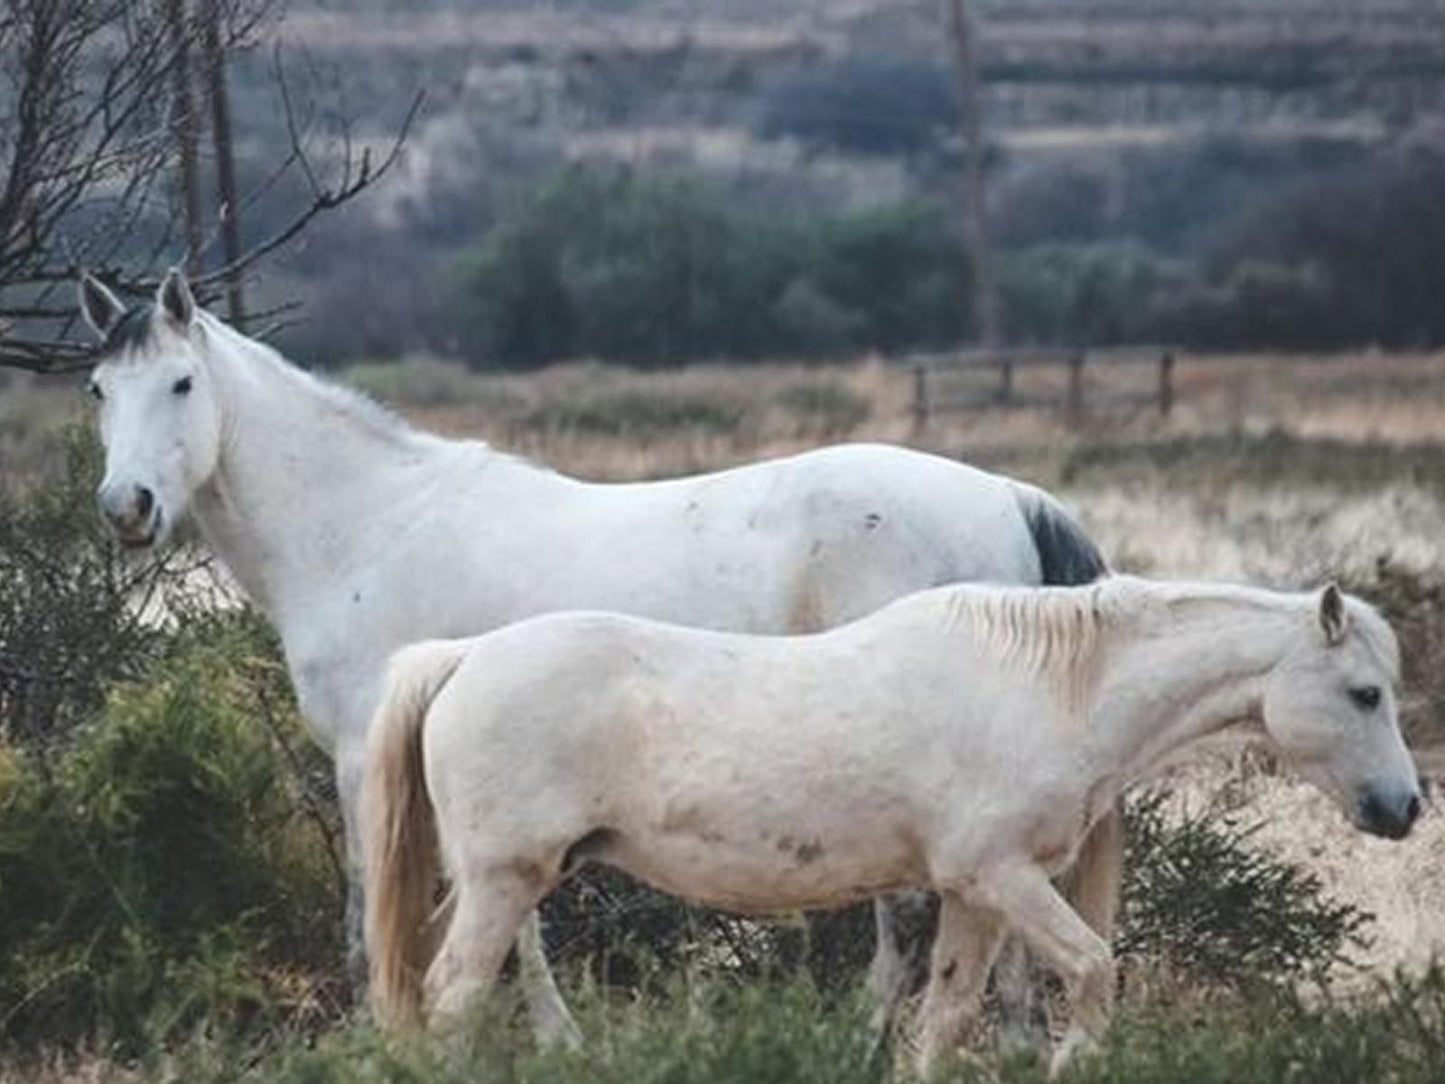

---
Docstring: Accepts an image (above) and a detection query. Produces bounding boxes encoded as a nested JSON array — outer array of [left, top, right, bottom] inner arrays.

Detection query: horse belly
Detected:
[[601, 809, 925, 914]]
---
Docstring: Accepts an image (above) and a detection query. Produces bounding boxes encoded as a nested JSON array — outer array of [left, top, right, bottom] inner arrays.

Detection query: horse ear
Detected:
[[1319, 582, 1348, 646], [157, 267, 195, 329], [78, 273, 126, 339]]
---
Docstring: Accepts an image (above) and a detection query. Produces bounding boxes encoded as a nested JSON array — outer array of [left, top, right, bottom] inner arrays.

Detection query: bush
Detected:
[[0, 618, 343, 1055], [998, 242, 1183, 345], [1197, 138, 1445, 349], [0, 429, 172, 750], [448, 166, 971, 368], [1119, 790, 1371, 986], [1061, 967, 1445, 1084]]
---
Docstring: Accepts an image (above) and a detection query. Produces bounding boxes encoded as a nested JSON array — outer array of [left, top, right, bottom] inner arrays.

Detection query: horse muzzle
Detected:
[[97, 482, 161, 548], [1355, 784, 1422, 841]]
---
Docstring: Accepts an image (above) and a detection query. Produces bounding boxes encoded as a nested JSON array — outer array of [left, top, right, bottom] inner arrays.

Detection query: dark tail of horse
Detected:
[[1011, 482, 1109, 586]]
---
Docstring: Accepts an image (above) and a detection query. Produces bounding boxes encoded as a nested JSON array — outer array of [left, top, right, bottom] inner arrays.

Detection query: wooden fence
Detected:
[[909, 345, 1180, 433]]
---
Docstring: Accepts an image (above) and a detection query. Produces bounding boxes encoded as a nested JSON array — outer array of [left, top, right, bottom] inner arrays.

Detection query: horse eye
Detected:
[[88, 381, 103, 401], [172, 376, 192, 396], [1349, 685, 1381, 711]]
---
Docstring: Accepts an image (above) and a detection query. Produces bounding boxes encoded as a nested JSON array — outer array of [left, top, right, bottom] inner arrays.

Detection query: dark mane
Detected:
[[101, 304, 155, 357]]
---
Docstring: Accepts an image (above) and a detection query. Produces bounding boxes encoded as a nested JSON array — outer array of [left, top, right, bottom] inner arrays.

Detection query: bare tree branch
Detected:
[[0, 0, 419, 373]]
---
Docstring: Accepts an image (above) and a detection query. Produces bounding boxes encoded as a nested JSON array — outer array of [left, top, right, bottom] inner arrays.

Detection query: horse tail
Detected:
[[363, 638, 469, 1028], [1011, 482, 1108, 586]]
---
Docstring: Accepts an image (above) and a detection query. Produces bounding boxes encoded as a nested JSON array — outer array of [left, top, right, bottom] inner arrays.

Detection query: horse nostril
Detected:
[[134, 485, 154, 518], [1406, 794, 1422, 824]]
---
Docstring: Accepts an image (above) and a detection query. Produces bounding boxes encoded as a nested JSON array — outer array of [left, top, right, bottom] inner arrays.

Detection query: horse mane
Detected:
[[195, 313, 558, 475], [938, 575, 1399, 720], [943, 580, 1114, 719], [197, 312, 431, 448]]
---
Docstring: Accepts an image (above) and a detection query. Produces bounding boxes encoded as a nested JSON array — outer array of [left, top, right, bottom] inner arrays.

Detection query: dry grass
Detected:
[[384, 350, 1445, 480]]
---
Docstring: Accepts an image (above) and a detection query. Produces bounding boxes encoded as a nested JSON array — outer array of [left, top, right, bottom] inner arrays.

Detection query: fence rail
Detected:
[[909, 345, 1180, 433]]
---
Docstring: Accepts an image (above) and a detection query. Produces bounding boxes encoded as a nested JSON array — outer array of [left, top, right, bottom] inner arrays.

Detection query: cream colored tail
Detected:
[[362, 638, 469, 1028]]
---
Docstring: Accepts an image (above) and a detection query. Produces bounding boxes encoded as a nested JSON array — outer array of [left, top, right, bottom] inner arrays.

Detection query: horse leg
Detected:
[[984, 861, 1115, 1078], [866, 891, 933, 1034], [335, 748, 370, 1004], [425, 871, 539, 1028], [913, 892, 1007, 1079], [1066, 804, 1124, 951], [994, 805, 1124, 1051], [516, 910, 583, 1048]]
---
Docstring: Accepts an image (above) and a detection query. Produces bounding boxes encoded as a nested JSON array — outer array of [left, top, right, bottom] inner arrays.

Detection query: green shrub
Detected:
[[448, 167, 971, 368], [1119, 790, 1371, 986], [1059, 966, 1445, 1084], [0, 617, 343, 1055], [0, 428, 173, 749]]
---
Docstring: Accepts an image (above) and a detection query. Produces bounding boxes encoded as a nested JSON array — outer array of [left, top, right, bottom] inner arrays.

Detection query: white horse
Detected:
[[78, 269, 1111, 1038], [363, 577, 1420, 1074]]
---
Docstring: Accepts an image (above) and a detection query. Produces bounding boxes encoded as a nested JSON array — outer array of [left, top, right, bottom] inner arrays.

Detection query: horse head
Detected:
[[1261, 583, 1421, 840], [79, 269, 224, 549]]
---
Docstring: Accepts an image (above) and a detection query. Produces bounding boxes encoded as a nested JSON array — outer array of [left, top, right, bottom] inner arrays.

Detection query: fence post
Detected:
[[1066, 350, 1085, 426], [912, 361, 928, 437], [1159, 350, 1175, 417], [998, 357, 1014, 404]]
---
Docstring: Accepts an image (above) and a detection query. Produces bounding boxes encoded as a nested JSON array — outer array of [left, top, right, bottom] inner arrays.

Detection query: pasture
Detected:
[[2, 347, 1445, 1080]]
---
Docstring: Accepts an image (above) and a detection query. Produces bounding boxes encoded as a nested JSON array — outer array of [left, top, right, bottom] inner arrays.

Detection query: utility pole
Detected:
[[945, 0, 1000, 347]]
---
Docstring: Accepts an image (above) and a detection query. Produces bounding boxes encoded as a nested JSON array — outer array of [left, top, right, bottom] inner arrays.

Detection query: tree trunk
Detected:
[[945, 0, 1000, 346], [165, 0, 204, 277], [202, 0, 245, 324]]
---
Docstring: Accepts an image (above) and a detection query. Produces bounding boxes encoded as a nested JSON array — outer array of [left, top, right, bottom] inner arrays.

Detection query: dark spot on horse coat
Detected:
[[776, 836, 825, 864], [864, 512, 882, 530], [795, 840, 825, 864]]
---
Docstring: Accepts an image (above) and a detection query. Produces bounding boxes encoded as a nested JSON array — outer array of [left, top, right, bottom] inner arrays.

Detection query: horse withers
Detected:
[[362, 577, 1419, 1075]]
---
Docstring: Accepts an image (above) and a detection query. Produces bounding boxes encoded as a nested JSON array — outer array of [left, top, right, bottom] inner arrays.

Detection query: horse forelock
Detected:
[[99, 303, 157, 358], [1346, 597, 1401, 680]]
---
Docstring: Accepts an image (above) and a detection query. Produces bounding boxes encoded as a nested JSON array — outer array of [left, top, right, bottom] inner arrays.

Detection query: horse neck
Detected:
[[1088, 587, 1301, 786], [189, 322, 456, 617]]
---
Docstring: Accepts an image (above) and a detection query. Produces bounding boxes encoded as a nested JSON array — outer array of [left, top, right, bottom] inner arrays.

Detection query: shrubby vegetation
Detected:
[[411, 131, 1445, 368], [0, 433, 342, 1058], [446, 168, 972, 368], [1120, 791, 1370, 986]]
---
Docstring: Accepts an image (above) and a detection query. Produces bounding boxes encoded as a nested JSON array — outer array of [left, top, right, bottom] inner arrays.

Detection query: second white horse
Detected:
[[363, 578, 1420, 1074]]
